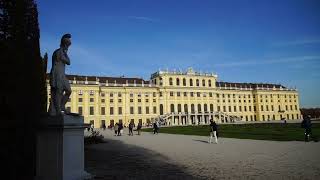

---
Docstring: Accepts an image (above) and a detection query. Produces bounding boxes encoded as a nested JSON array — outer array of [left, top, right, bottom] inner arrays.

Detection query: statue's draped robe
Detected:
[[48, 47, 71, 115]]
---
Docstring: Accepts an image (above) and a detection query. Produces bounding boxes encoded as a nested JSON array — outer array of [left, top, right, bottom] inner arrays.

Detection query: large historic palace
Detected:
[[47, 68, 301, 128]]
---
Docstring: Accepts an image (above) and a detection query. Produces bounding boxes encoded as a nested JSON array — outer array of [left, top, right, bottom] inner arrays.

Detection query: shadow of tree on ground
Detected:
[[85, 139, 205, 180]]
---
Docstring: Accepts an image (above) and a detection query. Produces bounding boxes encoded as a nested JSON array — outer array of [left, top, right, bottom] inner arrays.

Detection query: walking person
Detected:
[[301, 115, 313, 142], [118, 123, 123, 136], [137, 122, 142, 135], [208, 119, 218, 144], [114, 123, 119, 136], [153, 122, 159, 134], [128, 122, 134, 136]]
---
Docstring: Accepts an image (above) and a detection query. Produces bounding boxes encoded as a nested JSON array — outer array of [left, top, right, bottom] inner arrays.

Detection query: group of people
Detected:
[[114, 123, 124, 136], [113, 122, 143, 136]]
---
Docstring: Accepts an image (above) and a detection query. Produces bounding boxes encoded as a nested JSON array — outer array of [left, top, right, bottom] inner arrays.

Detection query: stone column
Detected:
[[188, 114, 191, 125]]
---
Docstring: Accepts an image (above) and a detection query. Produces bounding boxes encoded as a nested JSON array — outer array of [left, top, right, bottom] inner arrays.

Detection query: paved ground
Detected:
[[85, 129, 320, 180]]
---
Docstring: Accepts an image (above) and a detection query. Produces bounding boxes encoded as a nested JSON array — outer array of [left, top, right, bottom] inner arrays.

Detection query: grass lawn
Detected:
[[142, 123, 320, 141]]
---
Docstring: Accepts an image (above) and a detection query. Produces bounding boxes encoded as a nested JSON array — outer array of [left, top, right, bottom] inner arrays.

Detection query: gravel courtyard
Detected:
[[85, 129, 320, 180]]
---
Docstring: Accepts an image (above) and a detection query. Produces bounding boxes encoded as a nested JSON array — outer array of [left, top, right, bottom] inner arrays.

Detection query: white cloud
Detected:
[[215, 56, 320, 67], [127, 16, 157, 22]]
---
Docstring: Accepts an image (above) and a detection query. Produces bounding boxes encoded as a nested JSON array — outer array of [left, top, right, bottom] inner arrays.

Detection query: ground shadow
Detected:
[[85, 139, 205, 180], [192, 139, 209, 144]]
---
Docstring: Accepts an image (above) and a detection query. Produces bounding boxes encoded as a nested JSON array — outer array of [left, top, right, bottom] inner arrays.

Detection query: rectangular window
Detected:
[[184, 92, 187, 97], [66, 106, 71, 112], [266, 105, 269, 111], [89, 90, 94, 95], [90, 106, 94, 115], [170, 92, 174, 96], [153, 99, 156, 102], [130, 93, 134, 97], [229, 106, 232, 112], [271, 105, 274, 111], [101, 99, 105, 103], [78, 90, 83, 95], [110, 93, 113, 97], [138, 106, 142, 114], [177, 92, 181, 97], [138, 99, 141, 102], [118, 107, 122, 115], [130, 99, 134, 102], [110, 99, 114, 103], [101, 107, 105, 115], [254, 106, 256, 112], [153, 106, 157, 114], [239, 106, 242, 112], [190, 92, 194, 97], [146, 107, 149, 114], [130, 107, 134, 114], [217, 106, 220, 111], [110, 107, 114, 115], [78, 98, 83, 102], [249, 106, 252, 111], [78, 106, 83, 115], [197, 92, 201, 97], [223, 106, 226, 112], [261, 105, 264, 111], [234, 106, 237, 112], [244, 106, 247, 112], [153, 92, 156, 97], [90, 98, 94, 102], [118, 93, 122, 97], [159, 92, 163, 97], [118, 99, 122, 103], [146, 99, 149, 103], [209, 92, 213, 97]]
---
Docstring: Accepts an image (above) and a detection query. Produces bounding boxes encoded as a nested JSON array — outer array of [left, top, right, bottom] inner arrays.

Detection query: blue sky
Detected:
[[37, 0, 320, 108]]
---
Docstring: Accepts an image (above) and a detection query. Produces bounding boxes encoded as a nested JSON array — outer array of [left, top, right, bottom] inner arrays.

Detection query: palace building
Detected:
[[47, 68, 301, 128]]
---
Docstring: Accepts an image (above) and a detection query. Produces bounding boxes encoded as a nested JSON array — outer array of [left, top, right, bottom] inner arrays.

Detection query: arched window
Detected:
[[198, 104, 202, 112], [176, 78, 180, 86], [160, 104, 164, 115], [183, 78, 186, 86], [208, 80, 212, 87], [196, 79, 200, 86], [191, 104, 195, 112], [170, 104, 175, 113], [190, 79, 193, 86], [184, 104, 188, 112], [204, 104, 208, 112], [169, 78, 173, 85], [210, 104, 214, 112], [202, 79, 206, 87], [178, 104, 181, 112]]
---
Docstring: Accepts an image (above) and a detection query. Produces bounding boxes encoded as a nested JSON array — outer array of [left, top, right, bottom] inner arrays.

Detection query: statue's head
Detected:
[[60, 33, 72, 48]]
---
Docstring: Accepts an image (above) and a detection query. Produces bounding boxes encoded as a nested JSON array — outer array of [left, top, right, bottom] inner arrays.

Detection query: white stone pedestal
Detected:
[[36, 114, 91, 180]]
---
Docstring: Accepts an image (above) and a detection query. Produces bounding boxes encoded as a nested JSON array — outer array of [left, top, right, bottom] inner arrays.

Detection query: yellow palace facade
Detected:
[[47, 68, 301, 128]]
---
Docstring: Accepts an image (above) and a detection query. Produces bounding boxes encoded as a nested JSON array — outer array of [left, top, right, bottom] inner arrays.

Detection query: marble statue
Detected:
[[48, 34, 72, 116]]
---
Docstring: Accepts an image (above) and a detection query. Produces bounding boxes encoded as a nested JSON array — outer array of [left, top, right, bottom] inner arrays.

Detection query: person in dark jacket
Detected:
[[208, 119, 218, 144], [301, 115, 312, 142], [137, 122, 142, 135], [118, 123, 123, 136], [128, 122, 134, 136], [153, 122, 159, 134]]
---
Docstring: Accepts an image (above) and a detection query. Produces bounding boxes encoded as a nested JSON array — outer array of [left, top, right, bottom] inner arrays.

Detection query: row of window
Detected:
[[167, 77, 213, 87], [80, 106, 158, 116], [71, 90, 298, 100], [168, 104, 298, 113]]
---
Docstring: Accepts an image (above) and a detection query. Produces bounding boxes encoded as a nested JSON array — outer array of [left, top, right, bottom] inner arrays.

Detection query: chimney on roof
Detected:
[[126, 80, 128, 86], [73, 77, 76, 84], [114, 80, 117, 86], [85, 77, 88, 84], [105, 80, 108, 86], [134, 80, 136, 87]]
